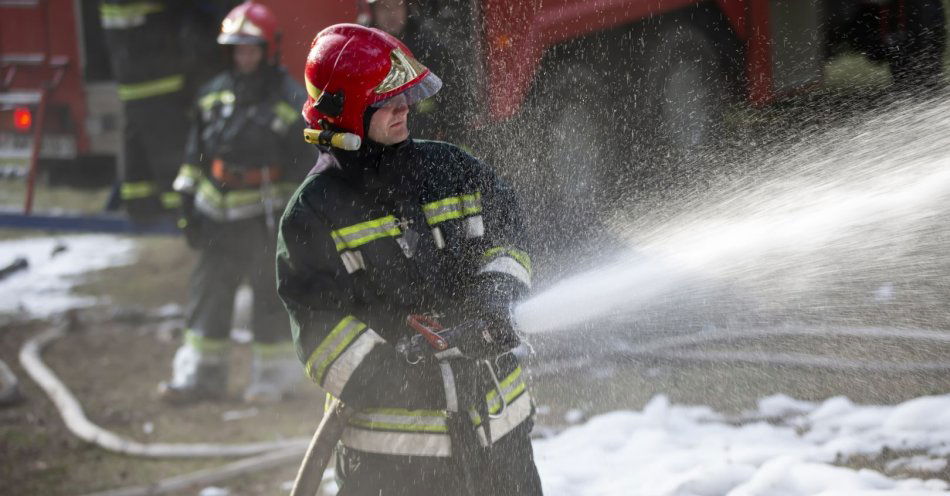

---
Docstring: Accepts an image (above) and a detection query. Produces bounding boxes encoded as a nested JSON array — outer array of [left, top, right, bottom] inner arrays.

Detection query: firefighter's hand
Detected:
[[471, 274, 524, 353]]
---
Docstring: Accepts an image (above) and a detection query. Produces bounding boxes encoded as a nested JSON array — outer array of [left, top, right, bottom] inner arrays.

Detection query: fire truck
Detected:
[[0, 0, 944, 221]]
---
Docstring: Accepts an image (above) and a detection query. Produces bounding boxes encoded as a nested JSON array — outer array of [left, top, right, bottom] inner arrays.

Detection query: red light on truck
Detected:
[[13, 107, 32, 131]]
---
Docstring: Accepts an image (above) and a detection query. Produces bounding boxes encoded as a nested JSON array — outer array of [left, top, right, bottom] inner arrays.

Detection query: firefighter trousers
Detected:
[[335, 422, 544, 496], [185, 217, 290, 345]]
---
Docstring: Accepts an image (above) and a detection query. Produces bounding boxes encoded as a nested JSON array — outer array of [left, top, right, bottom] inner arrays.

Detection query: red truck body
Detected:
[[0, 0, 938, 185]]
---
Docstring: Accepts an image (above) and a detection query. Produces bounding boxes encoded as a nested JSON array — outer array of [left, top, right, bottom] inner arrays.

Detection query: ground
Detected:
[[2, 55, 950, 495]]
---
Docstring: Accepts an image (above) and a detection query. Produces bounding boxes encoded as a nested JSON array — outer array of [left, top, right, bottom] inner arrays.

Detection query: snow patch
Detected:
[[535, 394, 950, 495], [0, 235, 136, 317]]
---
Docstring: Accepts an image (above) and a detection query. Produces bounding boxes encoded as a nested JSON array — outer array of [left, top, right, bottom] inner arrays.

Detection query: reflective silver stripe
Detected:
[[475, 392, 532, 447], [431, 226, 446, 249], [465, 215, 484, 238], [440, 361, 459, 412], [478, 256, 531, 287], [339, 251, 365, 274], [321, 329, 386, 397], [342, 428, 452, 457]]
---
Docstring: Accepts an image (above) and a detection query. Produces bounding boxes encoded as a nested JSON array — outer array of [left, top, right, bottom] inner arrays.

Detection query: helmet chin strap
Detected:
[[303, 129, 362, 151]]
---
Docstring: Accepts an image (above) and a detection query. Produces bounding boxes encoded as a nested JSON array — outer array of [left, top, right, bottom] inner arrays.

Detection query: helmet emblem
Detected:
[[375, 49, 426, 94]]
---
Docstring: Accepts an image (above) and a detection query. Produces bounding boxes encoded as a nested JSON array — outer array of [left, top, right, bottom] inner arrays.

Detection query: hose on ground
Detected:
[[18, 322, 310, 458]]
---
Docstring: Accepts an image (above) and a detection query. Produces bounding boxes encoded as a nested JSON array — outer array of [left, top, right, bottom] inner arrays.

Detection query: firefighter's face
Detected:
[[371, 0, 408, 36], [233, 44, 264, 74], [368, 94, 410, 145]]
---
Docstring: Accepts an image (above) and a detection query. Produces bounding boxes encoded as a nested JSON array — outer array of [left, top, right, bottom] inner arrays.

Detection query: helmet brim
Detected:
[[217, 32, 266, 46], [371, 72, 442, 108]]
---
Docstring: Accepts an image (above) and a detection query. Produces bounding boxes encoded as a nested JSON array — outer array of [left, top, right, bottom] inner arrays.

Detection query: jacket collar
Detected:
[[326, 139, 413, 189]]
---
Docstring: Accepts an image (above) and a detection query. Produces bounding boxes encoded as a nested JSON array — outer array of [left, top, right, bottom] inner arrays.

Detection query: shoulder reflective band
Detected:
[[422, 192, 482, 226], [100, 1, 164, 29], [118, 74, 184, 101], [331, 216, 401, 251], [304, 316, 385, 397]]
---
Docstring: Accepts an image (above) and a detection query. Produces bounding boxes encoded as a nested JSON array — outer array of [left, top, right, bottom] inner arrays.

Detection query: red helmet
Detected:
[[303, 23, 441, 139], [218, 2, 279, 60]]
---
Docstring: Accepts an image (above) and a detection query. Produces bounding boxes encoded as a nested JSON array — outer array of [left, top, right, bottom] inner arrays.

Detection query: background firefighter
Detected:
[[99, 0, 236, 224], [158, 2, 316, 404], [276, 24, 543, 495], [360, 0, 474, 147]]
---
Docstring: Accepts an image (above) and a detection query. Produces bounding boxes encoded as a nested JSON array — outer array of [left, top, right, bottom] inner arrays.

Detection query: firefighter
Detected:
[[99, 1, 233, 224], [276, 24, 543, 495], [158, 2, 315, 404]]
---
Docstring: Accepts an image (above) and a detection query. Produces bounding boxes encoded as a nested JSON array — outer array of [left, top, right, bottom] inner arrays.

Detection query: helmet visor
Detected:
[[371, 71, 442, 108]]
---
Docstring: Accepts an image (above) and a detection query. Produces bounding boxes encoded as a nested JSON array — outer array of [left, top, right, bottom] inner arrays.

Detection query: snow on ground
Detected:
[[0, 235, 136, 317], [535, 394, 950, 496]]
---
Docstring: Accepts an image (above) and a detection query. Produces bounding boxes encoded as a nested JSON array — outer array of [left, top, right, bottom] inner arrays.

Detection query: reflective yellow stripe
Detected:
[[460, 192, 482, 216], [305, 316, 367, 383], [161, 191, 182, 209], [100, 1, 163, 28], [349, 408, 449, 433], [178, 163, 202, 181], [422, 192, 482, 225], [118, 74, 184, 101], [121, 181, 157, 200], [331, 216, 401, 251], [273, 101, 299, 125], [184, 329, 229, 354], [199, 90, 236, 111], [472, 367, 528, 424], [100, 2, 164, 18], [423, 196, 464, 225], [197, 179, 263, 208], [484, 247, 532, 275], [172, 164, 202, 194], [252, 340, 297, 358]]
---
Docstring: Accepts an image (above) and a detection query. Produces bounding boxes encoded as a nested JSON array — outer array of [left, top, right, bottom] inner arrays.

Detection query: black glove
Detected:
[[470, 274, 524, 352]]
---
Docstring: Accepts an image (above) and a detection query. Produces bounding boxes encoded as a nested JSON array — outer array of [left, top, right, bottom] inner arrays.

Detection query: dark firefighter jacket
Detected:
[[276, 140, 534, 457], [99, 1, 233, 103], [171, 67, 314, 222]]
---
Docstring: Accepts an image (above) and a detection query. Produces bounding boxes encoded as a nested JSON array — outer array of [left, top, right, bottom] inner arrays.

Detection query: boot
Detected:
[[242, 343, 302, 404], [158, 339, 229, 404]]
